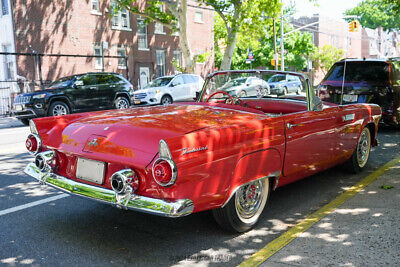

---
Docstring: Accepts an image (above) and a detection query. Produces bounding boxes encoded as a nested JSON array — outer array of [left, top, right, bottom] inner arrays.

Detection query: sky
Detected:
[[288, 0, 364, 21]]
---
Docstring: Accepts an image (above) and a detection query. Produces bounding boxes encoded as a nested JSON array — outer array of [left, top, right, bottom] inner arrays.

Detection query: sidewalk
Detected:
[[0, 116, 25, 129], [262, 163, 400, 266]]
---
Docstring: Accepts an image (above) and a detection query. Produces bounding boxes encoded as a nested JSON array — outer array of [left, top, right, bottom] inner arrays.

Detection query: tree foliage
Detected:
[[202, 0, 281, 70], [215, 18, 315, 71], [310, 45, 345, 75], [344, 0, 400, 31]]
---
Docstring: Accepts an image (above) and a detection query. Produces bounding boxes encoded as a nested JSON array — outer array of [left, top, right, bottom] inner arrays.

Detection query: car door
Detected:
[[96, 74, 116, 108], [169, 76, 186, 101], [182, 75, 197, 100], [71, 74, 99, 110], [283, 105, 342, 183]]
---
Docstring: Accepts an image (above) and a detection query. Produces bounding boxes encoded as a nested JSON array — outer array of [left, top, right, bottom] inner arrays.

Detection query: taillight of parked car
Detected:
[[152, 140, 177, 187]]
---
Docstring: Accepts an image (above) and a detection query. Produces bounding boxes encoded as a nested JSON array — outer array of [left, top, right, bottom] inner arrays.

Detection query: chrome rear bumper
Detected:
[[24, 163, 194, 217]]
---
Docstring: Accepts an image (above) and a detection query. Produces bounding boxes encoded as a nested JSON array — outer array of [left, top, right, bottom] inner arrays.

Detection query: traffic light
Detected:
[[348, 20, 360, 32]]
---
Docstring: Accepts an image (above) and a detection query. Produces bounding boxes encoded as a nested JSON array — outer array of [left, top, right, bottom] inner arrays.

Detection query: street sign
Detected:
[[248, 51, 254, 60], [245, 59, 252, 64]]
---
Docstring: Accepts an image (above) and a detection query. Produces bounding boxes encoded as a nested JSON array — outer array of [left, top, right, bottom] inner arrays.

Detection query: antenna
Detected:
[[340, 59, 347, 105]]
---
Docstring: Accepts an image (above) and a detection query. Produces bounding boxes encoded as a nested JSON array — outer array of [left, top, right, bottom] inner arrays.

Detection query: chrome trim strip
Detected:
[[24, 163, 194, 218], [221, 171, 281, 208]]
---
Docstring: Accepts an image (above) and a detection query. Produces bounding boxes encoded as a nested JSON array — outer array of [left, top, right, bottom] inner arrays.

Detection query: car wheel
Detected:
[[161, 95, 173, 105], [114, 96, 130, 109], [296, 85, 302, 95], [19, 118, 30, 126], [48, 101, 70, 117], [345, 127, 371, 173], [239, 90, 247, 97], [212, 178, 270, 232]]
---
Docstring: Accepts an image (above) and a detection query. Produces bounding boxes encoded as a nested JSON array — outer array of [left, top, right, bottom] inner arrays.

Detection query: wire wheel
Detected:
[[235, 179, 268, 223], [357, 127, 371, 168]]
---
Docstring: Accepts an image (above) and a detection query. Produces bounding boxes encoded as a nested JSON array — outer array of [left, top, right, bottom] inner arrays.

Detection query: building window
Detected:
[[91, 0, 100, 12], [194, 11, 203, 23], [173, 50, 182, 73], [117, 46, 126, 69], [137, 20, 148, 50], [94, 44, 103, 69], [111, 1, 131, 30], [1, 0, 9, 15], [2, 45, 14, 80], [155, 23, 164, 34], [156, 50, 166, 77]]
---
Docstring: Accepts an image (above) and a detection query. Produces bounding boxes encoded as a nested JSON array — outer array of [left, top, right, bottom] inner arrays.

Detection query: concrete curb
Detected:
[[0, 116, 25, 129]]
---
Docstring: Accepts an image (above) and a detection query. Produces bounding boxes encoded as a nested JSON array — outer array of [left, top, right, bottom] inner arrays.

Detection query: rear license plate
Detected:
[[134, 100, 141, 104], [14, 104, 23, 111], [343, 94, 358, 102], [76, 158, 105, 184]]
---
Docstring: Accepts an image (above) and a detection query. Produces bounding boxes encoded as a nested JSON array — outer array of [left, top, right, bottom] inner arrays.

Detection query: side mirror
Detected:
[[194, 91, 200, 101]]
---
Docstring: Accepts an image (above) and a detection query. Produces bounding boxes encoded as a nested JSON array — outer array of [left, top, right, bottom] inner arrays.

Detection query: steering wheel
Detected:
[[206, 91, 236, 105]]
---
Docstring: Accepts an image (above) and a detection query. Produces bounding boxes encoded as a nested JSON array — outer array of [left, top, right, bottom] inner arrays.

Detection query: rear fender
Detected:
[[222, 148, 282, 207]]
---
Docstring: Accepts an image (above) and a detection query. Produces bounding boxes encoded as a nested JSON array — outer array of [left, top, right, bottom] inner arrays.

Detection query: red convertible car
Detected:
[[24, 70, 381, 232]]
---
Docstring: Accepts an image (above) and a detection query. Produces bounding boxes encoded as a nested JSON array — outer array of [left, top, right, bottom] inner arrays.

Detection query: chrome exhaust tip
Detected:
[[110, 169, 138, 194], [34, 151, 55, 172]]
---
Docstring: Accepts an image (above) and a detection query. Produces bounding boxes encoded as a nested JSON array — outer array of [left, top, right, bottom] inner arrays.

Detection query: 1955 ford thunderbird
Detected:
[[24, 70, 381, 232]]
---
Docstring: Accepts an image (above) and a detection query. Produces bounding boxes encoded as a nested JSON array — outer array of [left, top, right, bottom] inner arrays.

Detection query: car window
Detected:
[[96, 74, 114, 85], [48, 75, 79, 88], [325, 61, 390, 84], [191, 75, 200, 83], [145, 77, 173, 88], [182, 75, 194, 84], [81, 75, 98, 86], [109, 75, 124, 84], [268, 75, 286, 83], [172, 76, 184, 86]]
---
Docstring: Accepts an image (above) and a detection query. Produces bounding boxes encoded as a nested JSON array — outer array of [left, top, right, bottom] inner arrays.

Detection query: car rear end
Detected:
[[317, 60, 397, 125]]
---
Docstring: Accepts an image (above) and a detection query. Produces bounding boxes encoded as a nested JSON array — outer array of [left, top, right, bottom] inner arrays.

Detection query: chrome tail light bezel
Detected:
[[26, 133, 42, 155], [152, 158, 178, 187]]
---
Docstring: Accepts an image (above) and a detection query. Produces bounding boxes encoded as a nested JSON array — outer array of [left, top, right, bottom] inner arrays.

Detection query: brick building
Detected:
[[0, 0, 214, 90]]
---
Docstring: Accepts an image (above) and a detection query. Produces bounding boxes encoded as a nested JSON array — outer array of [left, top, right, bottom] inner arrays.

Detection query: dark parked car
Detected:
[[12, 72, 133, 125], [268, 74, 303, 95], [317, 58, 400, 126]]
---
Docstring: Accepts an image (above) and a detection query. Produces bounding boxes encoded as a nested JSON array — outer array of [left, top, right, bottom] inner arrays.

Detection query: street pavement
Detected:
[[0, 125, 399, 266], [0, 116, 24, 129]]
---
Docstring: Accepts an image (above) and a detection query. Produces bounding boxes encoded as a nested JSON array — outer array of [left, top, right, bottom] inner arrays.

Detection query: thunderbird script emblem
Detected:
[[182, 146, 208, 155]]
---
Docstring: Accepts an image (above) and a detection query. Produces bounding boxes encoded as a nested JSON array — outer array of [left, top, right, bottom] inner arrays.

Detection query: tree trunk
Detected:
[[177, 0, 195, 73], [220, 31, 238, 70]]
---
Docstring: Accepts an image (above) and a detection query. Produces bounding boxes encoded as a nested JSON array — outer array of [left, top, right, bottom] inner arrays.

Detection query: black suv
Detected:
[[12, 72, 133, 125], [317, 58, 400, 126]]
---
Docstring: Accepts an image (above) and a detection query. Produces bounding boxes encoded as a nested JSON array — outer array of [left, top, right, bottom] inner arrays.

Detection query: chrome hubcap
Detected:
[[117, 99, 129, 109], [235, 180, 265, 220], [53, 105, 67, 116], [357, 129, 370, 168]]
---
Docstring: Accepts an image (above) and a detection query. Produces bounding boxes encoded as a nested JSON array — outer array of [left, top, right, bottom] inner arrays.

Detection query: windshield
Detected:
[[268, 75, 286, 82], [145, 77, 173, 88], [48, 76, 78, 88], [200, 71, 308, 102]]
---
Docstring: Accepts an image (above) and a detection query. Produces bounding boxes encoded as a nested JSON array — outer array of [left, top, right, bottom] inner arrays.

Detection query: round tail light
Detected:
[[26, 133, 41, 155], [152, 159, 177, 187]]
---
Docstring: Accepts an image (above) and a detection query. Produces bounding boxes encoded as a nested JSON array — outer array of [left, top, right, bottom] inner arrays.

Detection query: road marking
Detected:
[[0, 193, 69, 216], [239, 157, 400, 267]]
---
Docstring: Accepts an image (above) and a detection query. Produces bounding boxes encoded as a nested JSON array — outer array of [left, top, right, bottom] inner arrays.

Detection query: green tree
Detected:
[[215, 19, 315, 71], [345, 0, 400, 31], [310, 45, 345, 75], [113, 0, 197, 72], [202, 0, 281, 70]]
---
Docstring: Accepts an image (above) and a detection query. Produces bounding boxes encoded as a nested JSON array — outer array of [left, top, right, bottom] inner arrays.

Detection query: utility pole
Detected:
[[280, 8, 284, 71], [273, 18, 278, 70]]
